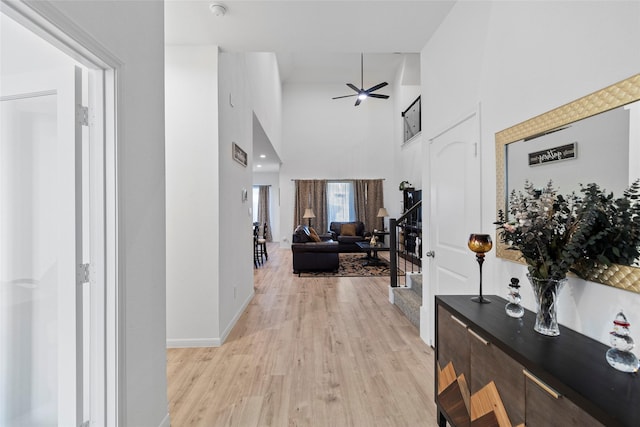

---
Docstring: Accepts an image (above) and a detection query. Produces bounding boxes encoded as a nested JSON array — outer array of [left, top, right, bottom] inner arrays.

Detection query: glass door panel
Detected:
[[0, 93, 64, 426]]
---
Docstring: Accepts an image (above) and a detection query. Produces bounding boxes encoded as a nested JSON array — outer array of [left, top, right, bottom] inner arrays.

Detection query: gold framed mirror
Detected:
[[495, 73, 640, 293]]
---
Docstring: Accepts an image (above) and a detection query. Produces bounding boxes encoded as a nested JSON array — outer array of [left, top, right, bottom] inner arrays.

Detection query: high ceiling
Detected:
[[165, 0, 455, 83], [164, 0, 456, 170]]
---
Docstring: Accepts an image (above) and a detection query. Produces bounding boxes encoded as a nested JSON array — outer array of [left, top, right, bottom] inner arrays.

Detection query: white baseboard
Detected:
[[158, 413, 171, 427], [219, 290, 254, 345], [166, 337, 221, 348], [420, 305, 432, 346], [166, 290, 255, 348]]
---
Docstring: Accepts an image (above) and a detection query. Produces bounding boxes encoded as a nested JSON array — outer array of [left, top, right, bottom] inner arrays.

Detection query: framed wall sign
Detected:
[[232, 142, 247, 167], [528, 142, 577, 166]]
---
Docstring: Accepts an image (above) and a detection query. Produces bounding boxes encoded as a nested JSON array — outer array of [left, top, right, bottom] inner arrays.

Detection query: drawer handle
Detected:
[[523, 369, 561, 399], [468, 329, 489, 345], [450, 315, 468, 329]]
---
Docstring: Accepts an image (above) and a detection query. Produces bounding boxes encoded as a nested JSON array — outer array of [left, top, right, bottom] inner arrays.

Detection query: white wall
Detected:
[[166, 46, 220, 347], [217, 52, 256, 338], [166, 50, 282, 348], [421, 0, 640, 345], [279, 83, 396, 244], [393, 55, 423, 219], [40, 0, 167, 425], [246, 53, 283, 158]]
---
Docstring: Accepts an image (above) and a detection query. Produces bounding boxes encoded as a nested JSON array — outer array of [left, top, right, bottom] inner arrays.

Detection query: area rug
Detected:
[[298, 253, 404, 277]]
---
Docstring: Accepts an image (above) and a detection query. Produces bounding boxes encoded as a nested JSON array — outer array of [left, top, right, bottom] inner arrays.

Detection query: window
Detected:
[[252, 186, 259, 223], [327, 181, 355, 223]]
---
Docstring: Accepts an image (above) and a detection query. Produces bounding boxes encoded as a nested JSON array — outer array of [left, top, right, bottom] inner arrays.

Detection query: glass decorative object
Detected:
[[468, 234, 493, 303], [528, 274, 566, 336], [605, 311, 639, 373], [505, 277, 524, 318]]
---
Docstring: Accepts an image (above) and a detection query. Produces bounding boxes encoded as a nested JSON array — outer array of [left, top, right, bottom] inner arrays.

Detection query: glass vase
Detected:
[[527, 274, 567, 336]]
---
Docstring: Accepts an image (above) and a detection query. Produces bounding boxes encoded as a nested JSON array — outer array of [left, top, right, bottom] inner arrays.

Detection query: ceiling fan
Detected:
[[332, 53, 390, 106]]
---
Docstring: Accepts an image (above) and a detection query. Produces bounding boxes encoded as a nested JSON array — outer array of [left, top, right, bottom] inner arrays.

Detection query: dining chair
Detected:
[[257, 223, 268, 262], [253, 224, 262, 267]]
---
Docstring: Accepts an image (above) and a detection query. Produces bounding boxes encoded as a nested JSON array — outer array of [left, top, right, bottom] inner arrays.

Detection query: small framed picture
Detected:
[[232, 142, 247, 167]]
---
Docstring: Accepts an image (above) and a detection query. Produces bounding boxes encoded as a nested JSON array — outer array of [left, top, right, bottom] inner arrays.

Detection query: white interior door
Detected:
[[425, 110, 482, 344], [0, 63, 87, 426]]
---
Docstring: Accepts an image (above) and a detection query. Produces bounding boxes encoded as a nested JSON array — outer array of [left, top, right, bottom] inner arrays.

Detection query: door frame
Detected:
[[422, 106, 482, 346], [1, 1, 122, 424]]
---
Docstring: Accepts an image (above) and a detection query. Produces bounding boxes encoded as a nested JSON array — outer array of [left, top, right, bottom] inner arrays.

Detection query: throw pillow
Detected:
[[340, 223, 357, 236], [308, 227, 321, 242], [293, 225, 311, 243]]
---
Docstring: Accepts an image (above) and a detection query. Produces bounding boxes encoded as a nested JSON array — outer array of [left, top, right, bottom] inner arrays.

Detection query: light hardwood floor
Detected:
[[167, 244, 438, 426]]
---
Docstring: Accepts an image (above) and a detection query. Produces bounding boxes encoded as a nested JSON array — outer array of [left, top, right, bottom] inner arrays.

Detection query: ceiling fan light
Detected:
[[358, 93, 368, 100]]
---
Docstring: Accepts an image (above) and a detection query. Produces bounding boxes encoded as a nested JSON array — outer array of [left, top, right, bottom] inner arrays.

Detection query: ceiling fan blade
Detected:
[[365, 82, 388, 93], [368, 93, 389, 99], [332, 94, 358, 99], [346, 83, 360, 93], [355, 97, 362, 107]]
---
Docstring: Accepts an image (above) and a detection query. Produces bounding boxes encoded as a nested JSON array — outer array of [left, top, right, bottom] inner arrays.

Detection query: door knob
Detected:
[[425, 251, 435, 258]]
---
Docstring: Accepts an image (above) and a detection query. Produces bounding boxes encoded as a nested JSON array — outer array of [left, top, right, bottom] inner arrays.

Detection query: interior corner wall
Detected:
[[392, 58, 423, 220], [217, 52, 255, 339], [421, 0, 640, 344], [279, 83, 396, 245], [165, 45, 220, 347], [246, 53, 283, 157], [41, 0, 168, 425]]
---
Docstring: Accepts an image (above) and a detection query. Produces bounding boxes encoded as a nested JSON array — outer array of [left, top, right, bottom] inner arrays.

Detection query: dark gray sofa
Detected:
[[291, 225, 339, 275], [327, 221, 370, 252]]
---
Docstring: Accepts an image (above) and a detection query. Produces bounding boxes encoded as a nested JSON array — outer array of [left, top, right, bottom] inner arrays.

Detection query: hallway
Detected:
[[167, 244, 437, 426]]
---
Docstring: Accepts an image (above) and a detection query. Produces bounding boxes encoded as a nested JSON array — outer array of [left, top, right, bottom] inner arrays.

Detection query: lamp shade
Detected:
[[377, 207, 389, 218], [303, 208, 316, 219]]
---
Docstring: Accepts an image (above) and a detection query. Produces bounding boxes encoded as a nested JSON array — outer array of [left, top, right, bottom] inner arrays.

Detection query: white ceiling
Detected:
[[165, 0, 456, 171], [3, 1, 454, 172], [165, 1, 455, 83]]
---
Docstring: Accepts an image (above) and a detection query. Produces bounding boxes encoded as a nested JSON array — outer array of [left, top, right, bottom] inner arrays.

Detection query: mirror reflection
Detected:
[[507, 99, 639, 203]]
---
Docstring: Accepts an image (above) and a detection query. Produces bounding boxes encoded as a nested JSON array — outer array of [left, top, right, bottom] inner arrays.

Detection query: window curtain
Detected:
[[257, 185, 272, 241], [294, 180, 327, 233], [354, 179, 384, 232]]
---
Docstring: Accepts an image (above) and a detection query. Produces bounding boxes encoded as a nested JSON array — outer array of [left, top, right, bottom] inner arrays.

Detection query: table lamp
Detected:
[[303, 208, 316, 227], [468, 233, 493, 303], [377, 207, 389, 231]]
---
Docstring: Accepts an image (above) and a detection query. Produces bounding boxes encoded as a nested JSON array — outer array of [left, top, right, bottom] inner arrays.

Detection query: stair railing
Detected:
[[390, 200, 422, 288]]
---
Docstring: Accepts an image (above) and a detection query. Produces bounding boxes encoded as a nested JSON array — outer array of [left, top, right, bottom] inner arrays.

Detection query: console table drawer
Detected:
[[525, 374, 604, 426]]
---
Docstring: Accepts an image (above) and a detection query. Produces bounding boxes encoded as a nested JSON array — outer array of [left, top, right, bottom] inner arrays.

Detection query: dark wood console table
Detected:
[[435, 295, 639, 427]]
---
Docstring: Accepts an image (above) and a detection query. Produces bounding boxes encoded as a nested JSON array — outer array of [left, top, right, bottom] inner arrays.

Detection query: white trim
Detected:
[[420, 305, 431, 346], [167, 338, 222, 349], [428, 108, 479, 143], [158, 413, 171, 427], [3, 1, 123, 425], [219, 290, 254, 344], [424, 104, 482, 346], [401, 130, 422, 148], [1, 0, 122, 70], [166, 290, 255, 349]]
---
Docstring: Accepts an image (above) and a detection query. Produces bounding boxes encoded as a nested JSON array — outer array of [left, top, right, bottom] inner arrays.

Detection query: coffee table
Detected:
[[355, 241, 391, 267]]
